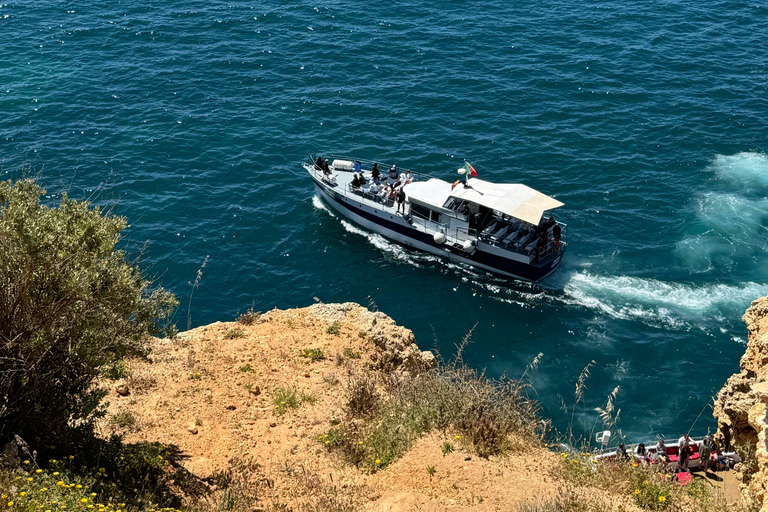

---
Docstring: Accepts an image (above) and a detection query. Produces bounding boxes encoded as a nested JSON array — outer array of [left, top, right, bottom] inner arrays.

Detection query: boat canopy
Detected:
[[404, 178, 453, 208], [449, 178, 564, 225]]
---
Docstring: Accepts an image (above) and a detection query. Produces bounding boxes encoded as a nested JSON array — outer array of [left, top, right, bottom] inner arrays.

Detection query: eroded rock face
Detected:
[[306, 302, 436, 372], [714, 295, 768, 507]]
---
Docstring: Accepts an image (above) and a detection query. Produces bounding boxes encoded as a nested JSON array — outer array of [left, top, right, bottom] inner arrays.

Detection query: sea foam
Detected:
[[562, 271, 766, 329]]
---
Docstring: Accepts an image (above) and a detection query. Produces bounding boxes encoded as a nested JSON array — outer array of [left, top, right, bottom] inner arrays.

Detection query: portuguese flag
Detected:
[[464, 161, 478, 177]]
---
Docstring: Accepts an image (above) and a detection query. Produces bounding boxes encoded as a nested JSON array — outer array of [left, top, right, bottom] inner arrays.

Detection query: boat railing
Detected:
[[345, 182, 399, 209], [307, 154, 434, 183]]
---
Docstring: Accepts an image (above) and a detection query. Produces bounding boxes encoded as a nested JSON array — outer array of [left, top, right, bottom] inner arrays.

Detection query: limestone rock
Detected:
[[307, 302, 435, 373], [714, 294, 768, 507], [114, 383, 129, 396]]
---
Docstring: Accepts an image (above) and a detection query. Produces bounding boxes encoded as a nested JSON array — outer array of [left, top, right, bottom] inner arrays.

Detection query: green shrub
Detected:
[[272, 387, 316, 416], [321, 364, 540, 472], [239, 363, 254, 372], [343, 347, 361, 359], [300, 348, 326, 361], [224, 328, 244, 339], [0, 179, 177, 444], [326, 321, 341, 335]]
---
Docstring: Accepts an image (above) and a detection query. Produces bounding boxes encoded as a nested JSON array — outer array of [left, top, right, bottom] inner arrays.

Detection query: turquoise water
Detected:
[[3, 1, 767, 442]]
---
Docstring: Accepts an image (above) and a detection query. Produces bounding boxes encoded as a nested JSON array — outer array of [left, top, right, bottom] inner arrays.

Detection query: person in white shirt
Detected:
[[677, 433, 693, 472]]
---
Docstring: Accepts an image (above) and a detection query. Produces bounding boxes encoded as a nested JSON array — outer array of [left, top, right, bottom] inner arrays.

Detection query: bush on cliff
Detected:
[[0, 179, 177, 444]]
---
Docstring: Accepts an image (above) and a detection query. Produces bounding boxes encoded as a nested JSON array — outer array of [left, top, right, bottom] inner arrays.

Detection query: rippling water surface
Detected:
[[3, 0, 768, 441]]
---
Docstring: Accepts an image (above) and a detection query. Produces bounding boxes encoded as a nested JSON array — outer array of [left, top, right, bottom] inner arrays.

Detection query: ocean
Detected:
[[3, 0, 767, 442]]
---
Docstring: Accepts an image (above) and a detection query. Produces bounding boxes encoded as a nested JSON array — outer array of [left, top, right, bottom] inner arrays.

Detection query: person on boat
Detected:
[[358, 173, 367, 186], [378, 184, 390, 203], [368, 180, 379, 197], [371, 162, 380, 181], [351, 173, 361, 188], [388, 165, 398, 182], [617, 443, 630, 462], [322, 158, 331, 175], [654, 439, 670, 467], [388, 186, 397, 202], [635, 443, 652, 464], [315, 156, 324, 172], [677, 433, 693, 472], [405, 170, 413, 183], [396, 187, 406, 214]]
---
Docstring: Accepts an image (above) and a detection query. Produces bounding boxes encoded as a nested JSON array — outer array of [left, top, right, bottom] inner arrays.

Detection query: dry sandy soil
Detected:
[[101, 303, 740, 511]]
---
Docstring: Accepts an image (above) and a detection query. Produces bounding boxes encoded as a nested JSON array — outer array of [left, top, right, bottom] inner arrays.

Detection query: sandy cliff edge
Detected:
[[714, 294, 768, 509]]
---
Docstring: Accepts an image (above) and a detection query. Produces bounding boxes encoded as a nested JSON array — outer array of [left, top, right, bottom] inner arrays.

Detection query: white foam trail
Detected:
[[710, 152, 768, 188], [312, 195, 335, 217], [562, 271, 767, 329]]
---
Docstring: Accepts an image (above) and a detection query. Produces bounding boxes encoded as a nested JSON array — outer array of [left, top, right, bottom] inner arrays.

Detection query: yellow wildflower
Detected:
[[75, 485, 82, 489], [8, 502, 13, 507], [27, 478, 33, 482], [659, 496, 666, 502], [56, 482, 63, 487], [634, 489, 639, 495], [52, 473, 59, 477], [358, 441, 363, 445], [80, 499, 88, 504], [19, 493, 26, 497], [375, 459, 381, 464], [36, 469, 43, 474], [23, 460, 30, 465], [455, 435, 460, 439], [40, 489, 47, 492], [90, 494, 96, 497]]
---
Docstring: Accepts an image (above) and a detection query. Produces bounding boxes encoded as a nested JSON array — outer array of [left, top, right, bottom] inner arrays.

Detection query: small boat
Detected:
[[591, 433, 741, 471], [304, 155, 567, 282]]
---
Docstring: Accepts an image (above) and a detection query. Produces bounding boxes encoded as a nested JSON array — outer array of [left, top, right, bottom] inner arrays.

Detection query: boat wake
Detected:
[[560, 271, 766, 330], [675, 152, 768, 277]]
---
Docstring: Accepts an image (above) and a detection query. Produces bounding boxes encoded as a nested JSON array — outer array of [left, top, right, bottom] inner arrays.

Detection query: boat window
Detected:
[[411, 203, 441, 224]]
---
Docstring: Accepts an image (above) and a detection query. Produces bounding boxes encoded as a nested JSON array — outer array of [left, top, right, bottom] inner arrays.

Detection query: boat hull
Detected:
[[312, 176, 563, 281]]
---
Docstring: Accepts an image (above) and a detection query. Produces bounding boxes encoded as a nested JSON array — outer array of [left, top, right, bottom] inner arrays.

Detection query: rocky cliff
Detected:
[[714, 294, 768, 508]]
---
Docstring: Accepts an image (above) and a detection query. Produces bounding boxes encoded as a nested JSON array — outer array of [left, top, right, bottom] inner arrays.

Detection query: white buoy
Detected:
[[462, 240, 476, 253], [433, 232, 446, 245]]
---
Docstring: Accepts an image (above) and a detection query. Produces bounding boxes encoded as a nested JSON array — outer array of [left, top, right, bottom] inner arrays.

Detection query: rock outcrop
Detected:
[[302, 302, 435, 371], [714, 294, 768, 508]]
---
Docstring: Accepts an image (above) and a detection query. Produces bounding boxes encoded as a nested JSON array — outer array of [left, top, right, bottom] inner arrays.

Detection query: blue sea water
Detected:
[[3, 0, 768, 442]]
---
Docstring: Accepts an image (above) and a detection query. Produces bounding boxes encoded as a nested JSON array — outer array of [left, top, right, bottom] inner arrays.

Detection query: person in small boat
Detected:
[[635, 443, 651, 464], [368, 180, 379, 196], [405, 170, 413, 183], [358, 173, 367, 186], [388, 165, 398, 182], [322, 158, 331, 175], [654, 439, 670, 467], [371, 163, 380, 181], [617, 443, 630, 462], [315, 156, 324, 172], [677, 433, 693, 472], [351, 173, 361, 188], [396, 187, 406, 214], [388, 186, 397, 202]]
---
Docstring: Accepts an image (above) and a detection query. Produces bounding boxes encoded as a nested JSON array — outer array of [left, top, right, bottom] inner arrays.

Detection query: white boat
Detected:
[[304, 155, 567, 282]]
